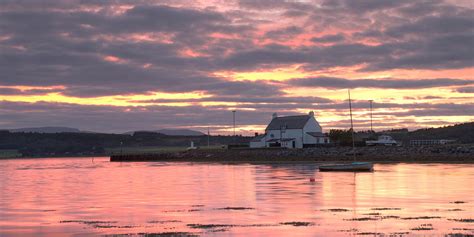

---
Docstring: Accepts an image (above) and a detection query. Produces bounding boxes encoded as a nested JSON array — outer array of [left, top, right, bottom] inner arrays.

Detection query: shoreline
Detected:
[[0, 155, 108, 160], [2, 155, 473, 164], [110, 145, 474, 164], [113, 158, 474, 165], [2, 144, 473, 164]]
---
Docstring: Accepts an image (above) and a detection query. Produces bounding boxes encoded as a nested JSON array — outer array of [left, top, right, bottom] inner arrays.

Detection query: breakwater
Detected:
[[110, 144, 474, 163]]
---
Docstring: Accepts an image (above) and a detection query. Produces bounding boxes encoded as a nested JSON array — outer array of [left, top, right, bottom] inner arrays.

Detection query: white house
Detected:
[[250, 111, 330, 149]]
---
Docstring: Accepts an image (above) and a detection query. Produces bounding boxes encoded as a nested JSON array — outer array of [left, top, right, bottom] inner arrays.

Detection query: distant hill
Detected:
[[8, 127, 206, 136], [124, 129, 206, 137], [0, 130, 250, 157], [408, 122, 474, 143], [155, 129, 205, 136], [9, 127, 81, 133], [377, 122, 474, 144], [125, 129, 205, 136]]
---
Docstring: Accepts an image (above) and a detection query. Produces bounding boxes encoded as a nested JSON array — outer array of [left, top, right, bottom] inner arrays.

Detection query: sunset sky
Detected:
[[0, 0, 473, 134]]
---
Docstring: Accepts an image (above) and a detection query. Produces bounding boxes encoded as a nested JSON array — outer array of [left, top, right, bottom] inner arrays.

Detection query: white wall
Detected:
[[250, 139, 265, 148], [281, 140, 297, 148], [303, 116, 322, 132], [303, 116, 323, 144], [266, 129, 304, 148]]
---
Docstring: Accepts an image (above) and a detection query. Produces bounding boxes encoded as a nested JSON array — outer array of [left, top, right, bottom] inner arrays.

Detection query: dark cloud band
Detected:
[[288, 77, 474, 89]]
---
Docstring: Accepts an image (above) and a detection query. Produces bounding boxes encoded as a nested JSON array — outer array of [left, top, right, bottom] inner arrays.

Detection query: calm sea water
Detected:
[[0, 157, 473, 236]]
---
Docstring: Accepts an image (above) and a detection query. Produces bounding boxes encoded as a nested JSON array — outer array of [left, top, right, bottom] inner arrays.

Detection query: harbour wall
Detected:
[[110, 144, 474, 163]]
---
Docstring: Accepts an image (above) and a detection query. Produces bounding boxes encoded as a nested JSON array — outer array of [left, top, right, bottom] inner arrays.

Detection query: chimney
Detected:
[[272, 112, 278, 119], [309, 111, 315, 117], [255, 132, 259, 137]]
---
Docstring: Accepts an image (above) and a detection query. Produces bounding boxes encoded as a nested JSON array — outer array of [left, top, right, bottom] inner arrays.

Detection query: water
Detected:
[[0, 157, 473, 236]]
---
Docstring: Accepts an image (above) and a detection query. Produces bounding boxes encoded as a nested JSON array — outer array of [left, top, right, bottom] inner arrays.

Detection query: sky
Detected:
[[0, 0, 473, 134]]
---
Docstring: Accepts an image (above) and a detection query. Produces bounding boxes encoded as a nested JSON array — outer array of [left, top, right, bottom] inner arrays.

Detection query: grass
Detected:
[[105, 145, 225, 155], [0, 149, 21, 158]]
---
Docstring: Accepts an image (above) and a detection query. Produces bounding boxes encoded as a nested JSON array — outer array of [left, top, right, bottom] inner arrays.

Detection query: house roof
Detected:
[[250, 134, 266, 142], [307, 132, 327, 137], [265, 115, 310, 130]]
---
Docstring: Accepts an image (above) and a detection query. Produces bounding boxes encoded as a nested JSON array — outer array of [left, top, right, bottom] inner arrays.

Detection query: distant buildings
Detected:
[[366, 135, 398, 146], [250, 111, 329, 149], [409, 139, 456, 146]]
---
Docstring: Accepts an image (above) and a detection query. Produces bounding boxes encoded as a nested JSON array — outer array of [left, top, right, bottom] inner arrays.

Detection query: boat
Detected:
[[319, 90, 374, 172], [319, 162, 373, 172]]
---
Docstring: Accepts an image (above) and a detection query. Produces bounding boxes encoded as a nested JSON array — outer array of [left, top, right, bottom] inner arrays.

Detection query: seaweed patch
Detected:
[[448, 219, 474, 223], [411, 224, 433, 231], [187, 224, 235, 229], [104, 232, 199, 237], [147, 220, 181, 224], [279, 222, 315, 226], [187, 209, 203, 212], [216, 207, 255, 210], [337, 228, 358, 232], [356, 232, 383, 236], [363, 212, 381, 216], [60, 220, 118, 225], [370, 207, 402, 211], [344, 217, 378, 221], [401, 216, 441, 220], [321, 208, 350, 212]]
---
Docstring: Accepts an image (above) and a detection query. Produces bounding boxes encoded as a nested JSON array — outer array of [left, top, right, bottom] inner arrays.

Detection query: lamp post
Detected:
[[232, 110, 236, 138], [369, 100, 373, 132]]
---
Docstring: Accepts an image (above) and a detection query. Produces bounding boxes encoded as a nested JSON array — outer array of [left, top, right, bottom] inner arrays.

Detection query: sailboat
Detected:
[[319, 90, 374, 172]]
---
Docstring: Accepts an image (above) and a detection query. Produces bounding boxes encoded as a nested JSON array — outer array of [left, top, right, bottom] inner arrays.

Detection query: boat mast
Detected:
[[348, 89, 356, 162]]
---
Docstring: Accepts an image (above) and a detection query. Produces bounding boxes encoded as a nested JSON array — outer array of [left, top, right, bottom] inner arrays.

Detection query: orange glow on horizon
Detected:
[[103, 55, 125, 63], [0, 85, 66, 91], [214, 65, 309, 81], [209, 32, 242, 40], [0, 91, 208, 107], [179, 48, 206, 58], [213, 64, 473, 84]]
